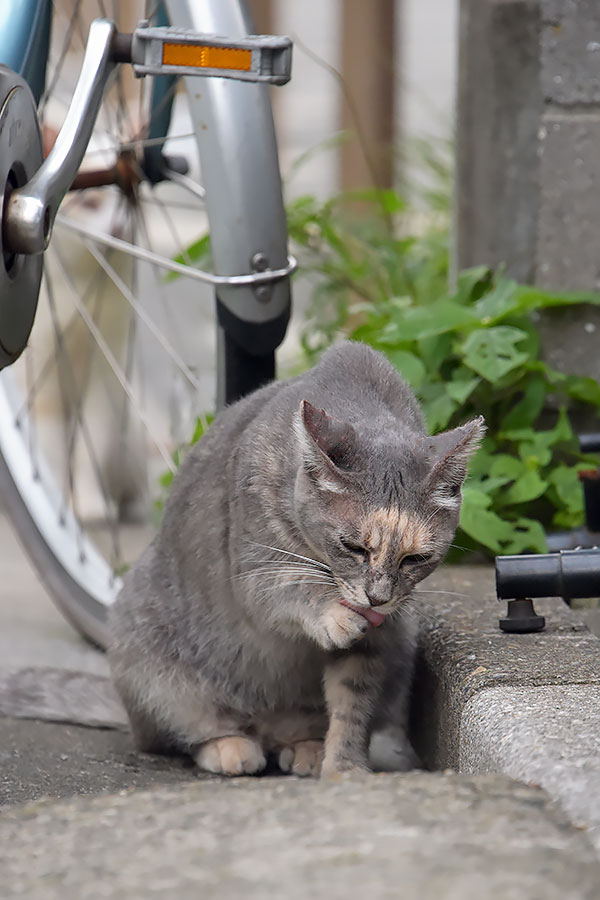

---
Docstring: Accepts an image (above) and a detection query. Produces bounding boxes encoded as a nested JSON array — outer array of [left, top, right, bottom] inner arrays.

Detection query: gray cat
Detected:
[[108, 341, 484, 777]]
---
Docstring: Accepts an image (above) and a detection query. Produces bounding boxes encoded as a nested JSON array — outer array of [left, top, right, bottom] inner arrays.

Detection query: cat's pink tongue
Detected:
[[340, 599, 385, 627]]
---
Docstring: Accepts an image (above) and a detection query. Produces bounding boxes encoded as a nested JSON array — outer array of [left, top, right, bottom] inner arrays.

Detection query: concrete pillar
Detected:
[[455, 0, 600, 383], [536, 0, 600, 381], [454, 0, 542, 284], [537, 0, 600, 290]]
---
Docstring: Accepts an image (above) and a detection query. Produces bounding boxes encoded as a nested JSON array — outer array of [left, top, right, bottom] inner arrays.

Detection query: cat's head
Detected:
[[293, 400, 484, 644]]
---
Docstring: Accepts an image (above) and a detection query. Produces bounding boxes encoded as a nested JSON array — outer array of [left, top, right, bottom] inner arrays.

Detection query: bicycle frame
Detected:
[[4, 0, 292, 407], [0, 0, 51, 102]]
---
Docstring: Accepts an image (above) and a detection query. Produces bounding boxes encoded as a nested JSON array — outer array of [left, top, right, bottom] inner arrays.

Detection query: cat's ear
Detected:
[[295, 400, 356, 489], [426, 416, 486, 504]]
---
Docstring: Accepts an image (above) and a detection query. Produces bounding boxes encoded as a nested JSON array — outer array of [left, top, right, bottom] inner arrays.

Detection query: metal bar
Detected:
[[4, 18, 117, 255], [496, 548, 600, 602], [0, 0, 52, 103], [165, 0, 291, 334], [54, 213, 297, 286]]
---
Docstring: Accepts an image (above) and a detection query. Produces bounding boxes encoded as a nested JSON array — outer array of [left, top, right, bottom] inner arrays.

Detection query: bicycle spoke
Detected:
[[52, 244, 177, 475], [163, 168, 206, 201], [81, 133, 199, 158], [81, 238, 202, 392], [40, 1, 83, 114], [45, 266, 123, 566], [23, 340, 39, 480]]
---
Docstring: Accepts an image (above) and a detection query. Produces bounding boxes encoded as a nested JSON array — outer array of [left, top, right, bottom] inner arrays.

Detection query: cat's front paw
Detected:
[[319, 605, 369, 650], [278, 740, 324, 777], [194, 736, 266, 776]]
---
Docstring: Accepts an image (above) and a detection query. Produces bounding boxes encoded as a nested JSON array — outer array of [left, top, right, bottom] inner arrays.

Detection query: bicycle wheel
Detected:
[[0, 0, 289, 648]]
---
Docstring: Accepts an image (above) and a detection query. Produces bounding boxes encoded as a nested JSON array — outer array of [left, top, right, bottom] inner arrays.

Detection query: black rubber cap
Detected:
[[499, 598, 545, 633]]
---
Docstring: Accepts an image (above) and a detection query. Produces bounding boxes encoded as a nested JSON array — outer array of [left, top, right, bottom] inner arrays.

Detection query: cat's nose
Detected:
[[365, 579, 393, 607]]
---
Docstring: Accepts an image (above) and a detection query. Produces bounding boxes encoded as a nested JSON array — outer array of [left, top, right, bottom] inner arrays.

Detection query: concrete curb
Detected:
[[414, 565, 600, 852]]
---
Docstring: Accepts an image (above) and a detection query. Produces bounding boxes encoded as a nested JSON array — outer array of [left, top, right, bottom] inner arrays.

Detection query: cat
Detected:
[[108, 340, 484, 777]]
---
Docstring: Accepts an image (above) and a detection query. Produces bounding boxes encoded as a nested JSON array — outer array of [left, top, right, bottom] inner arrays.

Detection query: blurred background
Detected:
[[5, 0, 600, 572], [256, 0, 457, 198]]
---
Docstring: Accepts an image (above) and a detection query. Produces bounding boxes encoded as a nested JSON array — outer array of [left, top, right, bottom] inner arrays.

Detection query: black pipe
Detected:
[[496, 548, 600, 602], [579, 433, 600, 453]]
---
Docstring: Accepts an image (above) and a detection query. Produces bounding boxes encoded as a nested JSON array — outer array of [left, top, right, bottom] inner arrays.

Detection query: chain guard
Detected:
[[0, 66, 43, 370]]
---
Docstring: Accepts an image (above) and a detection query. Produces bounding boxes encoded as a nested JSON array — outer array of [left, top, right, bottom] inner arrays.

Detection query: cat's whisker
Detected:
[[233, 565, 332, 579], [235, 561, 333, 577], [400, 604, 437, 627], [241, 540, 332, 573], [413, 588, 473, 599], [281, 580, 340, 587], [239, 558, 326, 568], [233, 567, 337, 584]]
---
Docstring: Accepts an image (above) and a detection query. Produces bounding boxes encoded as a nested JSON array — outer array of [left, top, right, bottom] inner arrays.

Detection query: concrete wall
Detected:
[[455, 0, 541, 284], [455, 0, 600, 381]]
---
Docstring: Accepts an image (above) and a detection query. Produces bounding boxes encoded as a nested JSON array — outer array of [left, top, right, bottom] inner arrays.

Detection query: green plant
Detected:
[[287, 188, 450, 361], [288, 189, 600, 558], [167, 134, 600, 558]]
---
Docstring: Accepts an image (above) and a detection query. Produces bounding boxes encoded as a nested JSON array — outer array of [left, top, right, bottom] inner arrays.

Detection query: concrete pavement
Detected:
[[2, 511, 600, 896], [2, 770, 599, 900]]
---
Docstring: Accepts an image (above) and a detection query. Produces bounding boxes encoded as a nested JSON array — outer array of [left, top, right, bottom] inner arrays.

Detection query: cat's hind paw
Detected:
[[194, 736, 266, 776], [278, 739, 324, 777]]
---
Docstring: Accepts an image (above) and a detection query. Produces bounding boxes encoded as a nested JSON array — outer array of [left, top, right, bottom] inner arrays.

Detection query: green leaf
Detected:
[[417, 333, 453, 374], [191, 414, 214, 445], [466, 443, 496, 479], [381, 300, 479, 344], [159, 470, 175, 489], [500, 377, 546, 430], [459, 487, 516, 552], [562, 375, 600, 408], [378, 188, 406, 215], [552, 508, 584, 529], [474, 281, 600, 323], [453, 266, 493, 305], [446, 373, 480, 404], [496, 469, 547, 506], [460, 326, 530, 382], [502, 518, 548, 554], [473, 278, 523, 322], [551, 406, 576, 444], [516, 440, 553, 469], [419, 383, 458, 432], [488, 454, 527, 481], [547, 465, 584, 513], [386, 350, 427, 388]]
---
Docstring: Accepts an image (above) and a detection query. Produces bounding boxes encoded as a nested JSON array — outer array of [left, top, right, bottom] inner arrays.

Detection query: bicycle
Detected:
[[0, 0, 295, 648]]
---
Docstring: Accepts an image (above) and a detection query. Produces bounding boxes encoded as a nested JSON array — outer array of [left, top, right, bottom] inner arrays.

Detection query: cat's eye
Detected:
[[340, 538, 368, 556], [401, 553, 432, 566]]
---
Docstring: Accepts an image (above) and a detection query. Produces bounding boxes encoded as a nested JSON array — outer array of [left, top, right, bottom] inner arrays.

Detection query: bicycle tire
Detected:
[[0, 0, 290, 649]]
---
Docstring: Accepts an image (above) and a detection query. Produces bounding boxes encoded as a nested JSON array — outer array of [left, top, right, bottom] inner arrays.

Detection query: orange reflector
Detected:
[[162, 43, 252, 71]]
